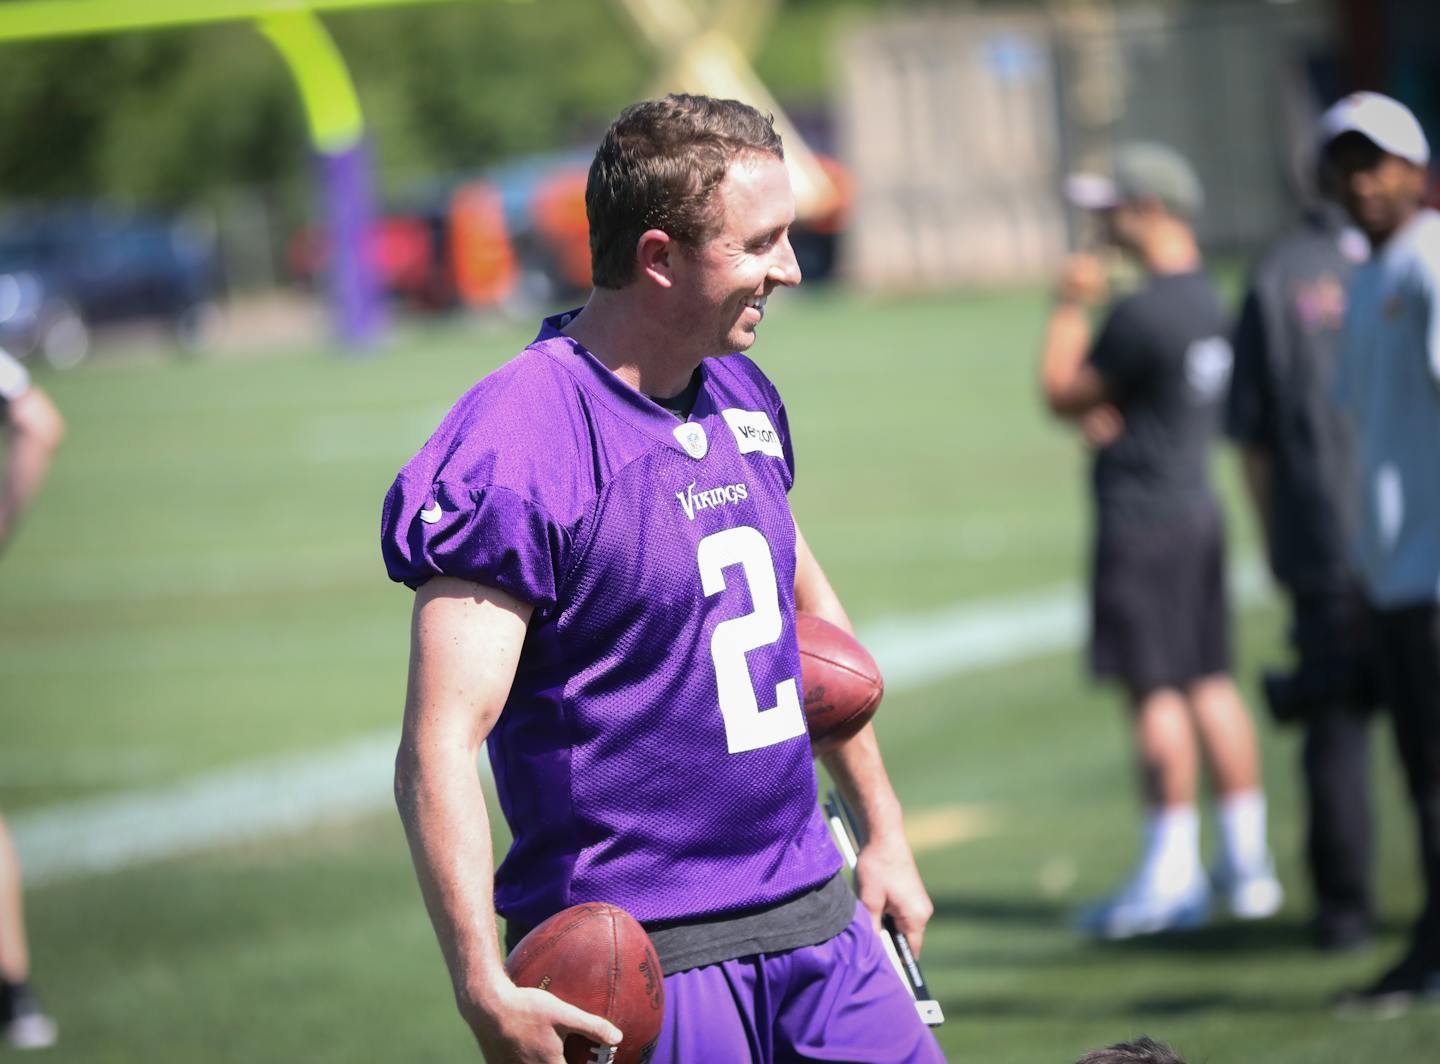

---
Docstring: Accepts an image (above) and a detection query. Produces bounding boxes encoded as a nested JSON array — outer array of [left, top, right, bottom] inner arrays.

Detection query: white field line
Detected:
[[15, 735, 398, 885], [12, 560, 1273, 884]]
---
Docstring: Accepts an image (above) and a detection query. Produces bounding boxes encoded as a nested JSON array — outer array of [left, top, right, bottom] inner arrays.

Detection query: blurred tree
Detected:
[[0, 27, 307, 207], [101, 29, 310, 205], [333, 2, 647, 192], [0, 0, 647, 209], [755, 0, 875, 107], [0, 35, 141, 200]]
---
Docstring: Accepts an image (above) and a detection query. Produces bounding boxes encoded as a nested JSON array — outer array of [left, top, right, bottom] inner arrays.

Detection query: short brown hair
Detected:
[[1075, 1037, 1186, 1064], [585, 94, 785, 289]]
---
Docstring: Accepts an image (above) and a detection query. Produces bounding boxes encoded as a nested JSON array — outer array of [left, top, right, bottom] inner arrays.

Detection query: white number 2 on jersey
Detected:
[[697, 526, 805, 754]]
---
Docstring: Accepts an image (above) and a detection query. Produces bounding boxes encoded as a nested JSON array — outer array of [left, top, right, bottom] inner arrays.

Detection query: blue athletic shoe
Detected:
[[1074, 875, 1212, 940]]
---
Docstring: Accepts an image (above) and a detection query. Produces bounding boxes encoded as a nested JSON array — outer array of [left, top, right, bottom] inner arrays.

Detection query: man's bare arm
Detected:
[[1039, 254, 1114, 421], [793, 521, 934, 955], [395, 576, 620, 1061], [1, 386, 65, 552]]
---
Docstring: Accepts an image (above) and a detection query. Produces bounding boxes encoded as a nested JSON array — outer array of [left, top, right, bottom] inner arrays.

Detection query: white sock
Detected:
[[1216, 789, 1270, 877], [1136, 804, 1202, 897]]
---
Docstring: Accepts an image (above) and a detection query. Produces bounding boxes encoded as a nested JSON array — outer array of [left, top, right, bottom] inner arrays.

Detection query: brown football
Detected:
[[504, 902, 664, 1064], [796, 613, 884, 755]]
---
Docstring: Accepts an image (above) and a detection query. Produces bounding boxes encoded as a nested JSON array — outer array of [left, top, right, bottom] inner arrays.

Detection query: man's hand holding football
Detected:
[[460, 981, 620, 1064]]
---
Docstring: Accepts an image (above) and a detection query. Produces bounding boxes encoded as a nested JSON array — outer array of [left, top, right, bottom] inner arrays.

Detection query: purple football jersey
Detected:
[[382, 312, 841, 926]]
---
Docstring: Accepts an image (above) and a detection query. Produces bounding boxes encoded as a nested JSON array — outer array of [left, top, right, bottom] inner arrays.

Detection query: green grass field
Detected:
[[3, 287, 1438, 1062]]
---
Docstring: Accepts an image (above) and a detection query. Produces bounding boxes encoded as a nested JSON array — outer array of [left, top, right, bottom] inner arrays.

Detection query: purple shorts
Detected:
[[649, 903, 947, 1063]]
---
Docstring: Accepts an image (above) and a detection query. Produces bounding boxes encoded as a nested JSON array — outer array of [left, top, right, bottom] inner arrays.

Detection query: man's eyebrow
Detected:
[[747, 223, 790, 245]]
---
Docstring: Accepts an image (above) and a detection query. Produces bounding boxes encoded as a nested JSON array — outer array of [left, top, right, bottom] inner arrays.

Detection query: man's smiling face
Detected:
[[671, 154, 802, 359]]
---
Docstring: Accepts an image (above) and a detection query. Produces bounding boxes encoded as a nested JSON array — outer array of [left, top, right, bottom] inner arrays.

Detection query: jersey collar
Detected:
[[531, 310, 719, 448]]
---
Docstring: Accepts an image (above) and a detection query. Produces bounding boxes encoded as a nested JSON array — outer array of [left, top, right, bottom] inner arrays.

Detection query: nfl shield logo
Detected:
[[673, 422, 708, 460]]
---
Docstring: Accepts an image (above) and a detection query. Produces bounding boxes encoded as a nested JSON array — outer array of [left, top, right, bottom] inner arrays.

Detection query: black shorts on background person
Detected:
[[1091, 501, 1230, 695]]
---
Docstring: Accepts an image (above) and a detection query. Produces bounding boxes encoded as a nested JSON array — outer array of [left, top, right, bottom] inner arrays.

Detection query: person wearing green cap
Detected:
[[1038, 141, 1282, 940]]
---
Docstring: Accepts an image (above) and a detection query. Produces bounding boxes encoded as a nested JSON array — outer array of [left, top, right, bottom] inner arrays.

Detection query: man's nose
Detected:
[[770, 234, 802, 288], [1348, 168, 1378, 198]]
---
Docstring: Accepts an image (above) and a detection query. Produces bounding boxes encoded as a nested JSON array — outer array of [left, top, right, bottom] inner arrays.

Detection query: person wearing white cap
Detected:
[[1039, 142, 1282, 940], [1321, 91, 1440, 1012]]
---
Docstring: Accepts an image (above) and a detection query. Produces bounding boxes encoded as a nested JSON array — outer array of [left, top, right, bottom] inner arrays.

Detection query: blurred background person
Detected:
[[1039, 142, 1282, 939], [1227, 158, 1378, 952], [0, 344, 62, 1050], [1322, 91, 1440, 1011]]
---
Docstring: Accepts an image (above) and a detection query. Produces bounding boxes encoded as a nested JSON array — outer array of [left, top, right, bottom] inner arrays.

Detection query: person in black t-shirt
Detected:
[[1039, 142, 1282, 939], [1228, 195, 1378, 951]]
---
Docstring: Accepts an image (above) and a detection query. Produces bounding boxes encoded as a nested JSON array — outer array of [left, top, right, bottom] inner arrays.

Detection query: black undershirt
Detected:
[[647, 368, 703, 420]]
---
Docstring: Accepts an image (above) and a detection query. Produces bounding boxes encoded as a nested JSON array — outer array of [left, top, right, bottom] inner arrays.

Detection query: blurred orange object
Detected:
[[533, 166, 593, 291], [450, 181, 519, 308], [806, 155, 853, 236]]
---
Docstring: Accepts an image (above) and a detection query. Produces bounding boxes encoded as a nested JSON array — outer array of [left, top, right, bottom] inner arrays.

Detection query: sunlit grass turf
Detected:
[[6, 287, 1440, 1060]]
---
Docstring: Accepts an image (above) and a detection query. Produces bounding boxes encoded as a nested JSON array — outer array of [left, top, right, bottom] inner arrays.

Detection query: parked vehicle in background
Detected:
[[0, 206, 222, 369]]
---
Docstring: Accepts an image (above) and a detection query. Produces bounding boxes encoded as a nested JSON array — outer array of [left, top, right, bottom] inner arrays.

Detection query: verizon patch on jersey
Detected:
[[722, 408, 784, 458]]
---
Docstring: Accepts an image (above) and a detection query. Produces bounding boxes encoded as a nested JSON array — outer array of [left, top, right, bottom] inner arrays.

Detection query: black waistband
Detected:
[[503, 871, 856, 975]]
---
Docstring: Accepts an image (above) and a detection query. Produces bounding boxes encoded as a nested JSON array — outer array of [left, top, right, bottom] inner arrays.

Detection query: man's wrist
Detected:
[[861, 825, 913, 859], [455, 955, 517, 1016], [854, 794, 907, 847]]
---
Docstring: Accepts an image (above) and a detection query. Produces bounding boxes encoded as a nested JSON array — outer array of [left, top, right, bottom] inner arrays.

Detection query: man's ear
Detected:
[[1406, 160, 1431, 201], [1132, 196, 1167, 222], [637, 228, 674, 289]]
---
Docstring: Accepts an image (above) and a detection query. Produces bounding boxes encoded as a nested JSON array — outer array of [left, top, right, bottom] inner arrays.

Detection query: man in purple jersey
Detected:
[[382, 96, 942, 1063]]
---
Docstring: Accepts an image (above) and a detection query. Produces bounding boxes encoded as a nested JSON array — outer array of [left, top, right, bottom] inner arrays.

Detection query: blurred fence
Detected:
[[836, 1, 1335, 291]]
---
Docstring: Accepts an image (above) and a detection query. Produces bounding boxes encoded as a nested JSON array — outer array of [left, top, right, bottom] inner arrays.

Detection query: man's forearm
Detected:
[[394, 739, 509, 1011], [792, 516, 930, 947], [395, 737, 623, 1058], [397, 576, 539, 1033], [821, 723, 933, 953], [1, 433, 53, 540], [822, 727, 904, 845], [795, 524, 906, 847], [1, 389, 64, 550], [1039, 302, 1096, 416]]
